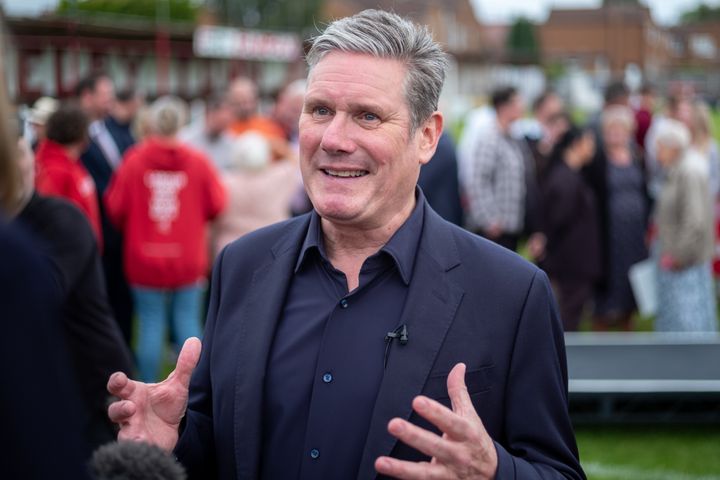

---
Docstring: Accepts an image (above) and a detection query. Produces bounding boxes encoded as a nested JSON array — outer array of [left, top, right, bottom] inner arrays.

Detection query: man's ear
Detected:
[[417, 111, 443, 166]]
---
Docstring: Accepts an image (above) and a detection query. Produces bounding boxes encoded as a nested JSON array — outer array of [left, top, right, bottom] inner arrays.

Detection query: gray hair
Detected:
[[149, 96, 188, 137], [601, 105, 635, 133], [655, 118, 691, 152], [306, 9, 447, 132]]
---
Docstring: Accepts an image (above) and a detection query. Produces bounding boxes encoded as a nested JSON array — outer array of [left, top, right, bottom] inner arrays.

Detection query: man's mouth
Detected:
[[322, 169, 369, 178]]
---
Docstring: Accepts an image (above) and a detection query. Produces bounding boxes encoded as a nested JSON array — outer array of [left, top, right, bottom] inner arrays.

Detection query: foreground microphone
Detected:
[[90, 441, 187, 480]]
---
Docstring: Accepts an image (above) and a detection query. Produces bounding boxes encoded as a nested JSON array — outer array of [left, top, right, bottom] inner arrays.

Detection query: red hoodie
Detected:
[[105, 137, 227, 288], [35, 140, 103, 249]]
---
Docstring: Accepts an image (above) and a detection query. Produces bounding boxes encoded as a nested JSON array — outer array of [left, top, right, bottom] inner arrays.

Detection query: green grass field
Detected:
[[577, 426, 720, 479]]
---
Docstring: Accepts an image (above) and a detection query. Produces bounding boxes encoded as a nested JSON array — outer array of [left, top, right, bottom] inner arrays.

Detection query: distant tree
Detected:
[[57, 0, 198, 22], [208, 0, 323, 32], [681, 4, 720, 23], [506, 17, 539, 64]]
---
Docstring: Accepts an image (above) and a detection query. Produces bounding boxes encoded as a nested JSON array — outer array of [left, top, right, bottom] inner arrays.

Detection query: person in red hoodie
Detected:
[[35, 103, 103, 247], [105, 95, 227, 382]]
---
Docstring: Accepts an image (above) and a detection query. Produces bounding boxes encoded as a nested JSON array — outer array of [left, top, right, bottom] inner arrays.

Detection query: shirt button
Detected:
[[322, 373, 333, 383], [340, 298, 349, 309], [310, 448, 320, 459]]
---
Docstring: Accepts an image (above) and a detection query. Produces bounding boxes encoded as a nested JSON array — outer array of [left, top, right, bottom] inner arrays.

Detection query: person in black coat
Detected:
[[541, 126, 601, 331], [418, 131, 463, 225], [14, 132, 134, 449]]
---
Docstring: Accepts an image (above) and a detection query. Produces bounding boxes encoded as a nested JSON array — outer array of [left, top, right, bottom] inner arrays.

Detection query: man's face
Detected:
[[299, 52, 440, 229], [537, 95, 564, 127], [503, 93, 525, 123], [91, 77, 115, 119], [227, 81, 257, 121], [206, 104, 233, 136]]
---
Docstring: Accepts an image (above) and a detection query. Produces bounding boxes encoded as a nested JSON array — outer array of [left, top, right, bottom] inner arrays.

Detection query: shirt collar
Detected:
[[294, 190, 425, 285]]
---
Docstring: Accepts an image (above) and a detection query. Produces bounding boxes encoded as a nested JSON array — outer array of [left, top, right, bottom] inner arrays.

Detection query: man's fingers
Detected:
[[387, 418, 460, 465], [170, 337, 202, 388], [108, 400, 137, 424], [446, 363, 477, 419], [412, 396, 472, 440], [375, 456, 450, 480], [107, 371, 136, 399]]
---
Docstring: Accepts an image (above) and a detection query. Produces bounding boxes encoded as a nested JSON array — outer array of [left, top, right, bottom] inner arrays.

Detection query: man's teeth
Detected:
[[324, 169, 368, 178]]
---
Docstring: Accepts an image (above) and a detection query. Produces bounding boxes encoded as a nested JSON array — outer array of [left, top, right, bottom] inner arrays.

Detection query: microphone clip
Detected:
[[384, 324, 409, 369], [385, 324, 409, 346]]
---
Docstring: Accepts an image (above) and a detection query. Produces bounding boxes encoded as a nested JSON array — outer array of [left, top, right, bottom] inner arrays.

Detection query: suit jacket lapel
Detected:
[[233, 216, 311, 479], [356, 207, 464, 480]]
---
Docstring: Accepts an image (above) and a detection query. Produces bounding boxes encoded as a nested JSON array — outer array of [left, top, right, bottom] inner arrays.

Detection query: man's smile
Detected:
[[322, 168, 369, 178]]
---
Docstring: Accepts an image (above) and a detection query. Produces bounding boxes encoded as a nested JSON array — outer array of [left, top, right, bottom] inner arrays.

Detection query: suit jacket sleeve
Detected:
[[494, 270, 585, 480], [174, 248, 224, 478]]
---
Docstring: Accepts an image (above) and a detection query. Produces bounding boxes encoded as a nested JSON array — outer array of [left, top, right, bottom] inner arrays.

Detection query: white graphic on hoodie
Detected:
[[144, 171, 188, 233]]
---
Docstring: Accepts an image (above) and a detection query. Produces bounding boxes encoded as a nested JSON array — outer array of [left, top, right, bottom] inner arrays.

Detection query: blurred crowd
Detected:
[[457, 81, 719, 334], [2, 68, 720, 469]]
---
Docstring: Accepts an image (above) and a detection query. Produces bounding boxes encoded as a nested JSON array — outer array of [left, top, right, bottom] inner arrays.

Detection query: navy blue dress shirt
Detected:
[[260, 197, 425, 480]]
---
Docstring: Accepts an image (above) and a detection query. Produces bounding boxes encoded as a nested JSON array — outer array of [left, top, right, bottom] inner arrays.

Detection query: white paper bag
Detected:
[[628, 258, 658, 317]]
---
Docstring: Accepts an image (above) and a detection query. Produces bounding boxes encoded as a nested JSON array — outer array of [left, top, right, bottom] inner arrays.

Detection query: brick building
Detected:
[[539, 0, 674, 80]]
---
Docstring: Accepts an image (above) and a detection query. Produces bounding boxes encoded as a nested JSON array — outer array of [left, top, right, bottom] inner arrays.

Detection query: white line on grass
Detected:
[[584, 462, 720, 480]]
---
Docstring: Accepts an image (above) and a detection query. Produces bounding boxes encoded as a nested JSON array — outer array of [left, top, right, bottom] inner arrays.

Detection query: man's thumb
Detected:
[[173, 337, 202, 388]]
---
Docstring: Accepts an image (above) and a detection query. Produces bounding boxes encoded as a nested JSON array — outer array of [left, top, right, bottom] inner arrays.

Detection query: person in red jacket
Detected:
[[105, 95, 227, 382], [35, 103, 103, 247]]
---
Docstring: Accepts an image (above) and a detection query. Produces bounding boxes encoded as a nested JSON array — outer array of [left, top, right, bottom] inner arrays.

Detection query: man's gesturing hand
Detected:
[[107, 337, 201, 452], [375, 363, 498, 480]]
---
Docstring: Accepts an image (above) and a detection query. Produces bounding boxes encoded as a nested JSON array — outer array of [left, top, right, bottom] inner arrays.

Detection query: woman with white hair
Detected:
[[105, 95, 228, 381], [584, 105, 650, 330], [654, 119, 718, 331], [212, 131, 299, 256]]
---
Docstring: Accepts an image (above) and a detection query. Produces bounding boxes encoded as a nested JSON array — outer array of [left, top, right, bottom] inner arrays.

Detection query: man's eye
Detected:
[[313, 106, 331, 116], [361, 112, 379, 122]]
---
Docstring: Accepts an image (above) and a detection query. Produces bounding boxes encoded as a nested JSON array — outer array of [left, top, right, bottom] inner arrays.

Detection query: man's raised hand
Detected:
[[107, 337, 201, 452], [375, 363, 498, 480]]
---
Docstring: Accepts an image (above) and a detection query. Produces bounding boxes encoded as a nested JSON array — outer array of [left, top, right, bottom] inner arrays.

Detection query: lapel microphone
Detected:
[[384, 324, 409, 368]]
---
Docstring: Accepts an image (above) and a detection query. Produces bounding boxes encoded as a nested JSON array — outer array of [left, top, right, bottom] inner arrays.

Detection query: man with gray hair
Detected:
[[107, 10, 584, 480]]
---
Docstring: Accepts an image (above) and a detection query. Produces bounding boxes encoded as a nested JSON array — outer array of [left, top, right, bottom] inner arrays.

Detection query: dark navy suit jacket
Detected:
[[175, 199, 585, 480]]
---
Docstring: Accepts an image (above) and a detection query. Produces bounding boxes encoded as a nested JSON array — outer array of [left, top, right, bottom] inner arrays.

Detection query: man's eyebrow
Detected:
[[346, 101, 387, 114]]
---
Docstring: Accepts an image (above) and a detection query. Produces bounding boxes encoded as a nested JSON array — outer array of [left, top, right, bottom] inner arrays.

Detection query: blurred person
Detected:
[[418, 131, 463, 225], [273, 79, 307, 149], [645, 93, 694, 199], [688, 100, 720, 197], [91, 441, 187, 480], [226, 76, 285, 141], [654, 119, 717, 332], [35, 103, 103, 246], [107, 10, 583, 480], [212, 132, 297, 256], [465, 85, 527, 251], [540, 126, 601, 331], [77, 71, 135, 346], [589, 80, 630, 142], [27, 95, 59, 151], [634, 83, 656, 154], [584, 105, 650, 331], [525, 91, 570, 181], [106, 87, 143, 156], [14, 121, 134, 449], [0, 73, 91, 479], [178, 92, 235, 170], [105, 95, 227, 382]]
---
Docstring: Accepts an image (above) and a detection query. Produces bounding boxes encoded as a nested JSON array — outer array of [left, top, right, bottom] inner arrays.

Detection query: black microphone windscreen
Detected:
[[90, 441, 187, 480]]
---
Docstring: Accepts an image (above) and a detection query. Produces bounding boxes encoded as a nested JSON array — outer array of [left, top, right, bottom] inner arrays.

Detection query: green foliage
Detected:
[[210, 0, 324, 32], [57, 0, 198, 22], [506, 17, 539, 64], [681, 3, 720, 23]]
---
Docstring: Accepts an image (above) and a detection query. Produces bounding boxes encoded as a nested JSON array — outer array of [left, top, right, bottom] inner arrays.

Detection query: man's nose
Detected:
[[320, 114, 356, 155]]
